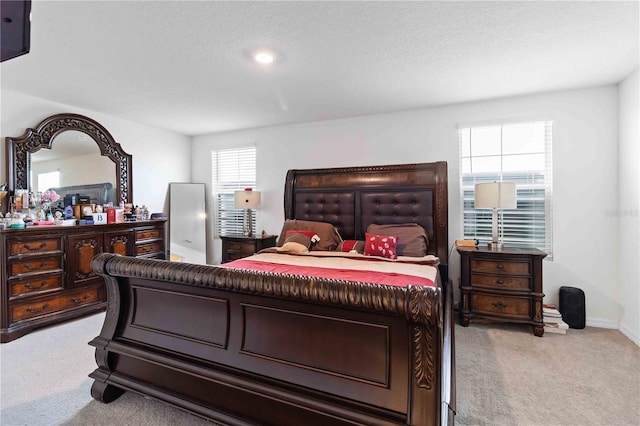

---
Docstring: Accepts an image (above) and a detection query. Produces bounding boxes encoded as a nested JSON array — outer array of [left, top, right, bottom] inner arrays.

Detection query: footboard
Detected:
[[89, 253, 454, 426]]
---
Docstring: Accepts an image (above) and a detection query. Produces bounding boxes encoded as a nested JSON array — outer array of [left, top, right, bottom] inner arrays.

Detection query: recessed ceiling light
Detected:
[[253, 51, 275, 65]]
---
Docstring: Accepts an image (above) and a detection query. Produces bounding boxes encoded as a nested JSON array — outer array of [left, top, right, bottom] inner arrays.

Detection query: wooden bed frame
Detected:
[[89, 162, 455, 426]]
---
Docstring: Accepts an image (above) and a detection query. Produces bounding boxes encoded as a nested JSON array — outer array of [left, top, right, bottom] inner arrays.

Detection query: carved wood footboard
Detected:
[[89, 253, 454, 426]]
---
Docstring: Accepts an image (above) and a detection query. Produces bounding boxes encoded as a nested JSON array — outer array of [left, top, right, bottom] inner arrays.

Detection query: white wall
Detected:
[[193, 85, 625, 329], [618, 69, 640, 345], [1, 90, 192, 214], [33, 153, 114, 189]]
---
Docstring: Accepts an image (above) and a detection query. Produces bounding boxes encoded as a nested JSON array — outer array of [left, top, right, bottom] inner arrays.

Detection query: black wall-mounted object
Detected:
[[1, 0, 32, 62], [559, 286, 586, 329]]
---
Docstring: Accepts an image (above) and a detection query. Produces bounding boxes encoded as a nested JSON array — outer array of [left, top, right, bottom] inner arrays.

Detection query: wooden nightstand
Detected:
[[457, 246, 547, 336], [220, 235, 277, 263]]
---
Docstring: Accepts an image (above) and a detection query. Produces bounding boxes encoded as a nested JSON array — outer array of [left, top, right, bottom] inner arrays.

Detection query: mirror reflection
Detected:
[[31, 131, 117, 206]]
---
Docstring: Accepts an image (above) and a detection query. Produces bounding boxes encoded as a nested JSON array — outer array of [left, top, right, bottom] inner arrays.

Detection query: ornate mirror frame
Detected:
[[6, 113, 133, 204]]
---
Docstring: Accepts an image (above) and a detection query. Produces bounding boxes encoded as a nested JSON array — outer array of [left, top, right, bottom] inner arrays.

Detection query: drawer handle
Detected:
[[23, 262, 48, 270], [23, 242, 47, 251], [72, 294, 92, 304], [25, 281, 47, 290], [496, 264, 504, 270], [26, 303, 50, 314], [496, 279, 505, 285], [492, 301, 508, 310]]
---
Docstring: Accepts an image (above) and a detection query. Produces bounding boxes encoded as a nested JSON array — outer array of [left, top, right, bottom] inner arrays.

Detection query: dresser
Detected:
[[457, 246, 547, 336], [220, 235, 277, 263], [0, 220, 166, 342]]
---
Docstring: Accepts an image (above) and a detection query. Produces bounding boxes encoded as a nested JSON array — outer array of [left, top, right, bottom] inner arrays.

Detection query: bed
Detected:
[[51, 182, 116, 206], [89, 161, 455, 426]]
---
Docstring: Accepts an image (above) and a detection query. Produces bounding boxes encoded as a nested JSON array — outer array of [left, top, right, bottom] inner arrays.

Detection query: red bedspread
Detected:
[[225, 258, 435, 288]]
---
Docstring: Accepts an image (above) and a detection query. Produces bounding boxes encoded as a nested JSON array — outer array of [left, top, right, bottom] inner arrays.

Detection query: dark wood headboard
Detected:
[[284, 162, 449, 269]]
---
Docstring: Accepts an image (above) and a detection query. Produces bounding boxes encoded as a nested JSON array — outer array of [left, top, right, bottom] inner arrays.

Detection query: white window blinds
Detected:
[[211, 147, 257, 237], [459, 121, 553, 255]]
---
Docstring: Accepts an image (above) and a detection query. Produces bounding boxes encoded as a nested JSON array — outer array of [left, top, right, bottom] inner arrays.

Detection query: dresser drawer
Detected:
[[471, 259, 530, 275], [471, 273, 531, 290], [136, 241, 163, 256], [136, 229, 162, 242], [471, 293, 530, 317], [10, 287, 101, 322], [10, 275, 63, 298], [10, 256, 63, 276], [9, 238, 62, 256]]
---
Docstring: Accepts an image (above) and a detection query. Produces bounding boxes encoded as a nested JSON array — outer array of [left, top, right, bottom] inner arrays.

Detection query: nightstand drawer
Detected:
[[471, 259, 530, 275], [221, 235, 277, 263], [226, 241, 255, 254], [471, 293, 530, 317], [471, 273, 530, 290], [227, 252, 251, 262]]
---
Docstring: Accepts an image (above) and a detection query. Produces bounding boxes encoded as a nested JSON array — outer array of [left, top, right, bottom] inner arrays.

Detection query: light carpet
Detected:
[[1, 313, 638, 426]]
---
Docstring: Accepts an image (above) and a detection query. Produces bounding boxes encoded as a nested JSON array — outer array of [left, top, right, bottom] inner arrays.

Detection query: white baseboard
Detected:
[[585, 317, 619, 329], [618, 322, 640, 347], [586, 317, 640, 347]]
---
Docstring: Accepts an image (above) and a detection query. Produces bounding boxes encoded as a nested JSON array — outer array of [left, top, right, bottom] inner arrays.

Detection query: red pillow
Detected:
[[364, 233, 398, 259], [286, 230, 319, 243], [338, 240, 365, 253]]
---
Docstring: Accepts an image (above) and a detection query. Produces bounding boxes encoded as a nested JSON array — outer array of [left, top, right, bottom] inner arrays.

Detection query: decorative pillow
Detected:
[[364, 233, 398, 259], [366, 223, 428, 257], [286, 230, 320, 244], [276, 232, 312, 254], [277, 220, 342, 251], [337, 240, 365, 254]]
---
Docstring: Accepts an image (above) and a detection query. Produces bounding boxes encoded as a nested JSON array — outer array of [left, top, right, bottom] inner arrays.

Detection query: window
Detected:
[[211, 147, 257, 237], [459, 120, 553, 255], [37, 171, 60, 193]]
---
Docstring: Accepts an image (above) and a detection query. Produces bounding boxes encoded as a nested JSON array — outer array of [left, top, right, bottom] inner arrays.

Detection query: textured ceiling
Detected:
[[1, 1, 638, 136]]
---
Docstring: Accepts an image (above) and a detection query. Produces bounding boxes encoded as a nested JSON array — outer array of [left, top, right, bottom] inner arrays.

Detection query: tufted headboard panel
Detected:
[[284, 162, 449, 269], [291, 191, 356, 239]]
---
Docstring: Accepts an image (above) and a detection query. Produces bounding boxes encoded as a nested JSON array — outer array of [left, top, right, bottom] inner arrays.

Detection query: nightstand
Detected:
[[220, 235, 277, 263], [457, 246, 547, 336]]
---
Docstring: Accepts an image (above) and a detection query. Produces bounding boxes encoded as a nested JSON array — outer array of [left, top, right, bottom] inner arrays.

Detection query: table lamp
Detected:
[[234, 188, 261, 237], [474, 182, 516, 250]]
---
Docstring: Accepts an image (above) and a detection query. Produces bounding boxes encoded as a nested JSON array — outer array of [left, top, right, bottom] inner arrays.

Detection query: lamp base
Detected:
[[243, 209, 254, 237], [488, 241, 503, 251]]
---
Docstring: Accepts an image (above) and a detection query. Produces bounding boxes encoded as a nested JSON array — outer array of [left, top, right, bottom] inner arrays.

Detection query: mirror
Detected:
[[31, 131, 116, 202], [169, 183, 206, 264], [6, 113, 132, 204]]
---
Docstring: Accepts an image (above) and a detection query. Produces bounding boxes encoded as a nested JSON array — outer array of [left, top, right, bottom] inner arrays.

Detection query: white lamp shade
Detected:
[[474, 182, 516, 209], [234, 190, 261, 209]]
